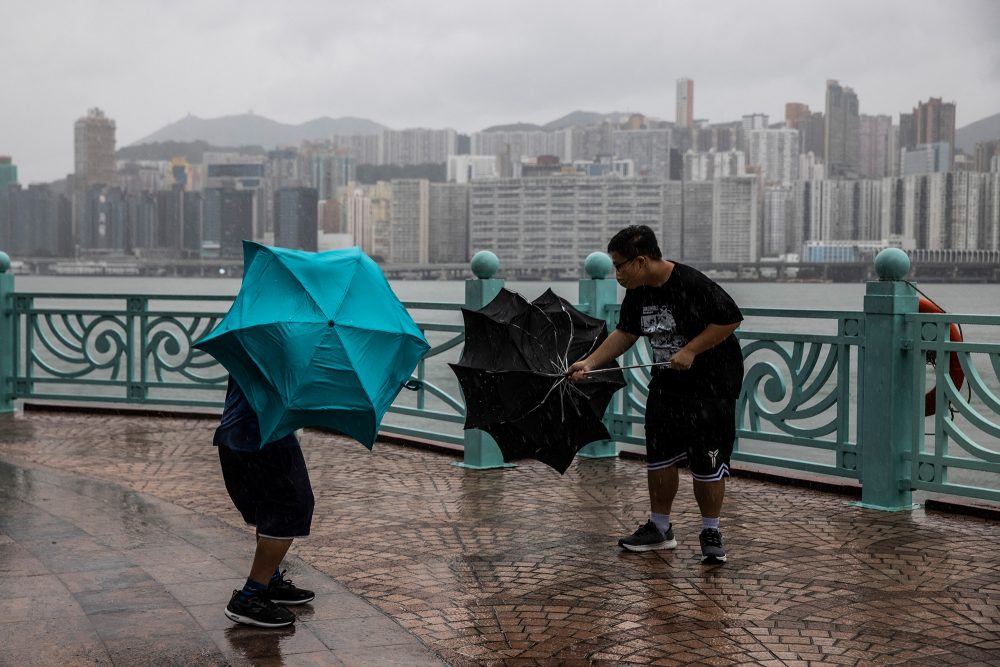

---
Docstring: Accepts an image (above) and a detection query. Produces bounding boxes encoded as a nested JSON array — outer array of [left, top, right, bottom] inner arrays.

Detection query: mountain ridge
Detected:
[[129, 109, 999, 155]]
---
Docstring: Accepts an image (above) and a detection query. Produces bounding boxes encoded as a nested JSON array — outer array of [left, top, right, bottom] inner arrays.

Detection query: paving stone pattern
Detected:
[[1, 411, 999, 666]]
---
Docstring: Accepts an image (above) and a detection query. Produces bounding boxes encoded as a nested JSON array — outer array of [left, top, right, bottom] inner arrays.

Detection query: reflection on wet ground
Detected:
[[1, 410, 999, 666]]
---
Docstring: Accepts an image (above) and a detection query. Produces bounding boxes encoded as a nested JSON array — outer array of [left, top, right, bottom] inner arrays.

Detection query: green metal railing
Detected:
[[1, 249, 998, 508]]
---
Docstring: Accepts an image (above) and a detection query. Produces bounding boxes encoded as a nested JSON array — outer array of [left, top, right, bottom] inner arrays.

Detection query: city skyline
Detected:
[[2, 0, 998, 183]]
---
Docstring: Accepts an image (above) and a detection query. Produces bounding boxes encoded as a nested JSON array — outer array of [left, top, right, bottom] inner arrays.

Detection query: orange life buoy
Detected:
[[919, 296, 964, 416]]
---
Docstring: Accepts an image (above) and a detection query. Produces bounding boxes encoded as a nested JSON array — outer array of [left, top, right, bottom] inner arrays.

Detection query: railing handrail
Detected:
[[2, 252, 998, 508]]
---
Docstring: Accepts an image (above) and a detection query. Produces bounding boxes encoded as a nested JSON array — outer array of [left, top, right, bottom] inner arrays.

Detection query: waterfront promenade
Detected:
[[1, 409, 999, 666]]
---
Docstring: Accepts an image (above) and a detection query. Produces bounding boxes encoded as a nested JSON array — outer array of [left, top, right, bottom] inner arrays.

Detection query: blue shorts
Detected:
[[644, 389, 735, 482], [218, 443, 315, 539]]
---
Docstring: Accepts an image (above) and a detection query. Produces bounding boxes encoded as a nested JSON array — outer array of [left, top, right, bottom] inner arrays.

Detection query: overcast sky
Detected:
[[3, 0, 998, 184]]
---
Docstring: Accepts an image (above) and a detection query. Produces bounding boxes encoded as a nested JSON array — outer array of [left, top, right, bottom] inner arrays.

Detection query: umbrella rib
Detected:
[[272, 252, 341, 320], [497, 374, 567, 425], [328, 254, 363, 322], [554, 297, 575, 373], [499, 320, 552, 371], [525, 299, 566, 373]]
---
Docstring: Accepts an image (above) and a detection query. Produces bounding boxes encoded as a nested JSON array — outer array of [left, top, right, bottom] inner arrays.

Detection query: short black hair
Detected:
[[608, 225, 662, 261]]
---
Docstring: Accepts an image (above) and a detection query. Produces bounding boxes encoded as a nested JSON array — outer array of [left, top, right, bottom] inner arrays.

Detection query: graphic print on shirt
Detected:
[[640, 305, 689, 366]]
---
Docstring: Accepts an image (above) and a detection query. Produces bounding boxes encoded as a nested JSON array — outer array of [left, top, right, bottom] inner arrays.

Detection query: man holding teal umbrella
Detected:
[[196, 242, 430, 628]]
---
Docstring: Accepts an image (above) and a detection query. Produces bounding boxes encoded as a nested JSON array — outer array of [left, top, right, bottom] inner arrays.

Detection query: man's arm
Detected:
[[668, 321, 741, 370], [566, 329, 638, 381]]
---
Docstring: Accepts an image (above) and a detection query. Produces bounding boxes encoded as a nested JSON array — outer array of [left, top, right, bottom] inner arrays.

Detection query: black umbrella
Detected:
[[450, 288, 626, 473]]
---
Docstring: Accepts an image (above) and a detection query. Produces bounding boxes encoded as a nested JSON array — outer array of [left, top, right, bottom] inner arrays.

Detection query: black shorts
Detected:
[[645, 388, 735, 482], [218, 444, 315, 539]]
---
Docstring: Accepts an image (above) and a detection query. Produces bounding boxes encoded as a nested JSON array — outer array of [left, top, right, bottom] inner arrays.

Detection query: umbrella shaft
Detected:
[[586, 362, 670, 374]]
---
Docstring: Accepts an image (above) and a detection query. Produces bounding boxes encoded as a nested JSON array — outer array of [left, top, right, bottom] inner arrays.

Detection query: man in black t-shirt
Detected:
[[567, 225, 743, 564]]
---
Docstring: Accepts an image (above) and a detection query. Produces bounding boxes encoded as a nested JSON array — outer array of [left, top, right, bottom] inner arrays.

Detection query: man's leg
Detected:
[[692, 478, 725, 518], [249, 536, 293, 586], [688, 397, 734, 564], [618, 404, 682, 551], [649, 465, 679, 514], [694, 478, 727, 564]]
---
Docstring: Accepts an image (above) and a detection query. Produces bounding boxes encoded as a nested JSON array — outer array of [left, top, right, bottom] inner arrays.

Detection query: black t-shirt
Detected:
[[616, 262, 744, 399]]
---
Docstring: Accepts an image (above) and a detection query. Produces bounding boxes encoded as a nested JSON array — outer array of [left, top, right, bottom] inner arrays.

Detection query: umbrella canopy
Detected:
[[195, 241, 429, 449], [450, 288, 625, 473]]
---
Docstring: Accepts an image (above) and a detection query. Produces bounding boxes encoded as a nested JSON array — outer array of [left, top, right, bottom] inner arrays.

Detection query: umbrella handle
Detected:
[[402, 379, 424, 391]]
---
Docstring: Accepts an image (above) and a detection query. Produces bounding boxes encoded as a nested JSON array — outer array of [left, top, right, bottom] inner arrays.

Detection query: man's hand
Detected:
[[566, 359, 594, 382], [668, 348, 696, 370]]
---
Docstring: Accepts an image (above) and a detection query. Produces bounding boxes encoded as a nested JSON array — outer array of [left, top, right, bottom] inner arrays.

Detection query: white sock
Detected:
[[701, 516, 720, 531], [650, 513, 671, 533]]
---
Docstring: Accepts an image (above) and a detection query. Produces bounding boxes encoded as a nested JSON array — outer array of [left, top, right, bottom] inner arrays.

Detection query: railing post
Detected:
[[453, 251, 516, 470], [858, 248, 917, 510], [0, 251, 14, 414], [576, 252, 621, 459]]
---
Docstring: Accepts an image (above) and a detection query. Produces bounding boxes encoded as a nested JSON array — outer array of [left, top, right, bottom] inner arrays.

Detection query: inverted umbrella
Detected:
[[195, 241, 430, 449], [450, 288, 626, 473]]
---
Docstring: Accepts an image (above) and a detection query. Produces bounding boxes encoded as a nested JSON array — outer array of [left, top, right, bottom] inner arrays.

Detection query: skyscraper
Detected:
[[676, 78, 694, 129], [274, 186, 319, 251], [858, 114, 894, 178], [824, 80, 860, 178], [74, 109, 116, 186], [785, 104, 825, 158], [0, 157, 17, 189], [899, 98, 956, 169], [748, 129, 800, 185], [72, 108, 117, 246], [203, 187, 254, 259]]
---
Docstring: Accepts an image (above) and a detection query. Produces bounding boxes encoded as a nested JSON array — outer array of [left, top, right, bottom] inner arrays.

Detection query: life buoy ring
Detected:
[[919, 296, 964, 416]]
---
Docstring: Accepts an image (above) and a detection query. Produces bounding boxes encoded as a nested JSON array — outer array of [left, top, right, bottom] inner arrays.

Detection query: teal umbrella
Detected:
[[195, 241, 430, 449]]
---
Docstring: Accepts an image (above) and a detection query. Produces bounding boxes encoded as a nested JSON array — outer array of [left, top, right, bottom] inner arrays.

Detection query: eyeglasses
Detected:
[[613, 256, 637, 272]]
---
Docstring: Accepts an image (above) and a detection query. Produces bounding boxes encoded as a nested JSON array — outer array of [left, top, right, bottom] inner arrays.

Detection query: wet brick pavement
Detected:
[[1, 410, 999, 666]]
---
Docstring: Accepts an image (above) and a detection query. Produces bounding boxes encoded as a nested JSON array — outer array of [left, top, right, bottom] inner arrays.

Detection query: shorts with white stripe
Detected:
[[645, 392, 735, 481]]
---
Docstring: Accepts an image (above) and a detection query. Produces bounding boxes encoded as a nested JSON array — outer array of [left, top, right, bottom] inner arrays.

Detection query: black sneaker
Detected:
[[263, 570, 315, 605], [699, 528, 727, 564], [225, 589, 296, 628], [618, 520, 678, 552]]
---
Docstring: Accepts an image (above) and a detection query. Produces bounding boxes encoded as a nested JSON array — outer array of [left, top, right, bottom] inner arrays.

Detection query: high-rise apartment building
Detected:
[[470, 179, 666, 266], [380, 129, 457, 166], [79, 186, 127, 252], [676, 78, 694, 128], [683, 150, 747, 182], [389, 179, 430, 264], [742, 114, 769, 132], [470, 130, 570, 166], [899, 98, 956, 154], [786, 104, 826, 159], [73, 108, 117, 237], [447, 155, 499, 183], [0, 184, 68, 256], [75, 109, 117, 187], [204, 153, 265, 241], [974, 140, 1000, 173], [203, 187, 254, 259], [712, 178, 758, 262], [901, 143, 951, 176], [274, 187, 319, 251], [663, 181, 715, 263], [612, 129, 671, 180], [748, 129, 800, 185], [762, 186, 794, 257], [343, 181, 392, 260], [899, 99, 956, 173], [428, 183, 470, 263], [824, 80, 860, 178], [0, 157, 17, 189], [858, 114, 895, 178]]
